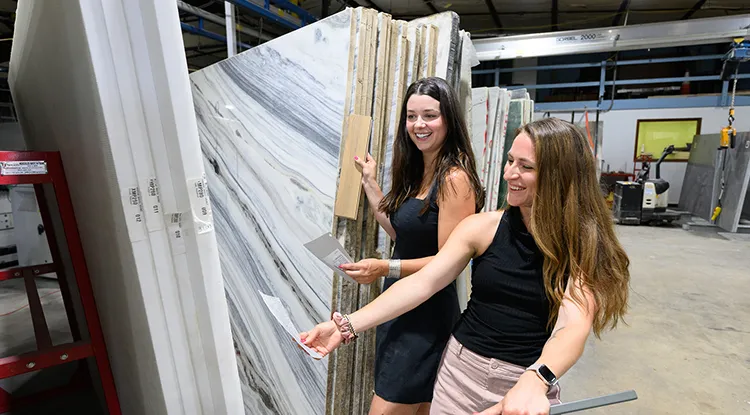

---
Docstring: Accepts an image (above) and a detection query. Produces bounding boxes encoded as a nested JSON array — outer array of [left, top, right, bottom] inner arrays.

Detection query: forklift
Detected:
[[613, 144, 691, 225]]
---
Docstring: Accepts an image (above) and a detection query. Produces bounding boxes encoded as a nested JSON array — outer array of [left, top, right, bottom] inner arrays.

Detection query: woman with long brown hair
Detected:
[[338, 76, 485, 414], [302, 117, 630, 415]]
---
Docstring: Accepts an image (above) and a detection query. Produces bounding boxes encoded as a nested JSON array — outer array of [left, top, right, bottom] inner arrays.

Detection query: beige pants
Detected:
[[430, 336, 561, 414]]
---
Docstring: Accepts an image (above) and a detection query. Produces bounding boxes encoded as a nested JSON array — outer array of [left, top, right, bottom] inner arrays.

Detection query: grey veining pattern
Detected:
[[717, 132, 750, 233], [190, 9, 355, 414]]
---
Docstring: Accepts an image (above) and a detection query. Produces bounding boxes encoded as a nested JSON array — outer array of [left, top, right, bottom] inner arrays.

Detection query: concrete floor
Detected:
[[563, 223, 750, 414], [0, 278, 105, 414]]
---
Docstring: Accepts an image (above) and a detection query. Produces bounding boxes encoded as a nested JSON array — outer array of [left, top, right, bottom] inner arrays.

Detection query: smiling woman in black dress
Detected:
[[337, 77, 485, 414]]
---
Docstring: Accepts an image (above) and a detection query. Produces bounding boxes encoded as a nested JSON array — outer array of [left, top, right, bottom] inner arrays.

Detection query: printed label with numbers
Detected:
[[1, 161, 48, 176], [123, 187, 147, 242], [142, 177, 163, 232]]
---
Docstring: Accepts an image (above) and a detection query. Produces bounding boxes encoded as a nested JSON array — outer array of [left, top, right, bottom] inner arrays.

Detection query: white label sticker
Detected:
[[187, 175, 214, 235], [556, 33, 607, 44], [196, 221, 214, 235], [166, 212, 186, 255], [123, 187, 147, 242], [143, 177, 163, 232], [1, 161, 48, 176]]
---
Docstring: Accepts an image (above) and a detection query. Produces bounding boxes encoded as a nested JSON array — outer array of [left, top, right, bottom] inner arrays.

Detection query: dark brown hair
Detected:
[[380, 77, 485, 215]]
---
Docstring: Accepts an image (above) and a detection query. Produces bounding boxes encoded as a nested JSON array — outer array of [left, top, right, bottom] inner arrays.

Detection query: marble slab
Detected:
[[497, 99, 525, 207], [458, 31, 477, 138], [190, 9, 358, 414], [487, 88, 510, 211], [679, 134, 722, 220], [717, 132, 750, 233], [471, 87, 490, 198], [407, 12, 460, 83], [8, 2, 228, 414], [379, 20, 408, 258]]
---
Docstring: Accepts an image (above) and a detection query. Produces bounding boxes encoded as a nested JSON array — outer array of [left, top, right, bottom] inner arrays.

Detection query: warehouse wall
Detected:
[[535, 105, 750, 204]]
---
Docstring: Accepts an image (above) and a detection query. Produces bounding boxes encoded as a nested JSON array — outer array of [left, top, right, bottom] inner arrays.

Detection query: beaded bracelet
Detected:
[[332, 312, 358, 345]]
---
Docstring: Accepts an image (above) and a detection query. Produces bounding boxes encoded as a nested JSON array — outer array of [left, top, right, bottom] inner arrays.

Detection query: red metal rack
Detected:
[[0, 151, 120, 414]]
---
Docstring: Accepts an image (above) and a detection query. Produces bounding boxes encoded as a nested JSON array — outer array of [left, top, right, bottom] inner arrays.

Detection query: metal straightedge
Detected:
[[473, 14, 750, 61], [550, 390, 638, 414]]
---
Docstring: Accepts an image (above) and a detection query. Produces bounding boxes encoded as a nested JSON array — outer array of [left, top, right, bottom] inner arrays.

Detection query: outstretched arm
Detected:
[[301, 212, 494, 355]]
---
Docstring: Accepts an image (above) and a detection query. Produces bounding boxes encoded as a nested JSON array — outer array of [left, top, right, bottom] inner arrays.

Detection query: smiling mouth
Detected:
[[509, 185, 526, 191], [415, 132, 432, 140]]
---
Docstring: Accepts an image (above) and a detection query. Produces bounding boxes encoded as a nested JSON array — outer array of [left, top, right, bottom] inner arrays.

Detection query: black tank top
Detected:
[[452, 206, 551, 367], [374, 181, 460, 402]]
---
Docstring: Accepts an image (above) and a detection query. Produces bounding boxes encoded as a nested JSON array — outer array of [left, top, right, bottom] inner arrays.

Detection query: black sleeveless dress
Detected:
[[374, 184, 461, 404]]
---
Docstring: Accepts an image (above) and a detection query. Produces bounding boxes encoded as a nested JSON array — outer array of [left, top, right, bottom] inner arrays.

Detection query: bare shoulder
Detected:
[[440, 167, 473, 200], [453, 210, 504, 254], [445, 167, 471, 187]]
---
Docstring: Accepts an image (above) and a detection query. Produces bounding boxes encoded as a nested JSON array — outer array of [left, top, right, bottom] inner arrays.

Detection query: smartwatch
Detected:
[[526, 363, 558, 387]]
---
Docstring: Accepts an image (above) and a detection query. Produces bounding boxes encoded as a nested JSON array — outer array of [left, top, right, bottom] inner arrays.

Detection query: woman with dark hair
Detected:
[[337, 76, 485, 414], [302, 117, 631, 415]]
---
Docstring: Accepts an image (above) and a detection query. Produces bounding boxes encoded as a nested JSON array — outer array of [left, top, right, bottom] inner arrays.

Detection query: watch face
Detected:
[[538, 365, 557, 384]]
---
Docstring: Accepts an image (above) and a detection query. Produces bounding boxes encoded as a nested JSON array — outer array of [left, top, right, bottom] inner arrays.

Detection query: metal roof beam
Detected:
[[473, 14, 750, 61], [484, 0, 503, 32], [424, 0, 439, 14], [611, 0, 630, 26], [683, 0, 708, 20], [552, 0, 558, 31]]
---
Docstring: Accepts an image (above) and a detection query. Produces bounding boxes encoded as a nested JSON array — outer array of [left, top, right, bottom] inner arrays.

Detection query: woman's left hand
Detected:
[[474, 371, 550, 415], [339, 259, 388, 284]]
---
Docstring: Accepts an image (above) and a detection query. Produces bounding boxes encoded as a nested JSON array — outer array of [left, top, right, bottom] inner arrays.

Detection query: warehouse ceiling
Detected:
[[185, 0, 750, 37], [178, 0, 749, 69]]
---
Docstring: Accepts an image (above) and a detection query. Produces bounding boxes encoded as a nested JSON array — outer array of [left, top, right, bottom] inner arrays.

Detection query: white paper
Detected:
[[258, 292, 323, 360], [303, 233, 358, 284]]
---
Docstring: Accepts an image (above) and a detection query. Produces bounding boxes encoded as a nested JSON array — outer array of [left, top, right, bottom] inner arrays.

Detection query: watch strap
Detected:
[[526, 363, 558, 387]]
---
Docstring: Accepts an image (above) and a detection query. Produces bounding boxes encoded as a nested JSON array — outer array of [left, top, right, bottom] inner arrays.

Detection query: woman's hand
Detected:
[[339, 258, 388, 284], [474, 372, 550, 415], [299, 321, 344, 357], [354, 153, 378, 187]]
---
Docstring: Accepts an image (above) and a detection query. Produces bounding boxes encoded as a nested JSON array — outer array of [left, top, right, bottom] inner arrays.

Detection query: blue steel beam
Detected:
[[506, 73, 750, 90], [181, 22, 253, 50], [612, 54, 725, 66], [475, 54, 728, 74], [224, 0, 301, 30], [535, 95, 750, 112], [268, 0, 317, 24]]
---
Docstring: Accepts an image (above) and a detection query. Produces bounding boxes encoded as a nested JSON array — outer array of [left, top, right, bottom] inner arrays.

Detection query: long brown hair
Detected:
[[380, 77, 485, 215], [515, 118, 630, 337]]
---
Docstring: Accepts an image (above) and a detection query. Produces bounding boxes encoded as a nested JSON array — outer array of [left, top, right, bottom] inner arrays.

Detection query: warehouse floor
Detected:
[[0, 222, 748, 414], [563, 223, 750, 414]]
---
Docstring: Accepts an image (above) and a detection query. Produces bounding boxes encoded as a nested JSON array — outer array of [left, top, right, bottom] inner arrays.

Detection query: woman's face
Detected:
[[503, 133, 537, 208], [405, 94, 447, 156]]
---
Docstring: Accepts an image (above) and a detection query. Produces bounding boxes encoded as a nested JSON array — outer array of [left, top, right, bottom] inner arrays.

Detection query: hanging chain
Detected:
[[731, 66, 739, 109]]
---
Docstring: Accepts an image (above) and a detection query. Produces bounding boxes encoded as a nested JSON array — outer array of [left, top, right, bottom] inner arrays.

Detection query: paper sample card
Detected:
[[259, 292, 323, 360], [303, 233, 358, 284]]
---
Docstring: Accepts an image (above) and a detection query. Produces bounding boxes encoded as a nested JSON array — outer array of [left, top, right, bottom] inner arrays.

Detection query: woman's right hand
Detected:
[[299, 321, 344, 357], [354, 153, 377, 187]]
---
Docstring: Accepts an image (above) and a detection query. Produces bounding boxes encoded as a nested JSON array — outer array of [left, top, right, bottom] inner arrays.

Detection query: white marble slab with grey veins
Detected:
[[189, 8, 357, 414]]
